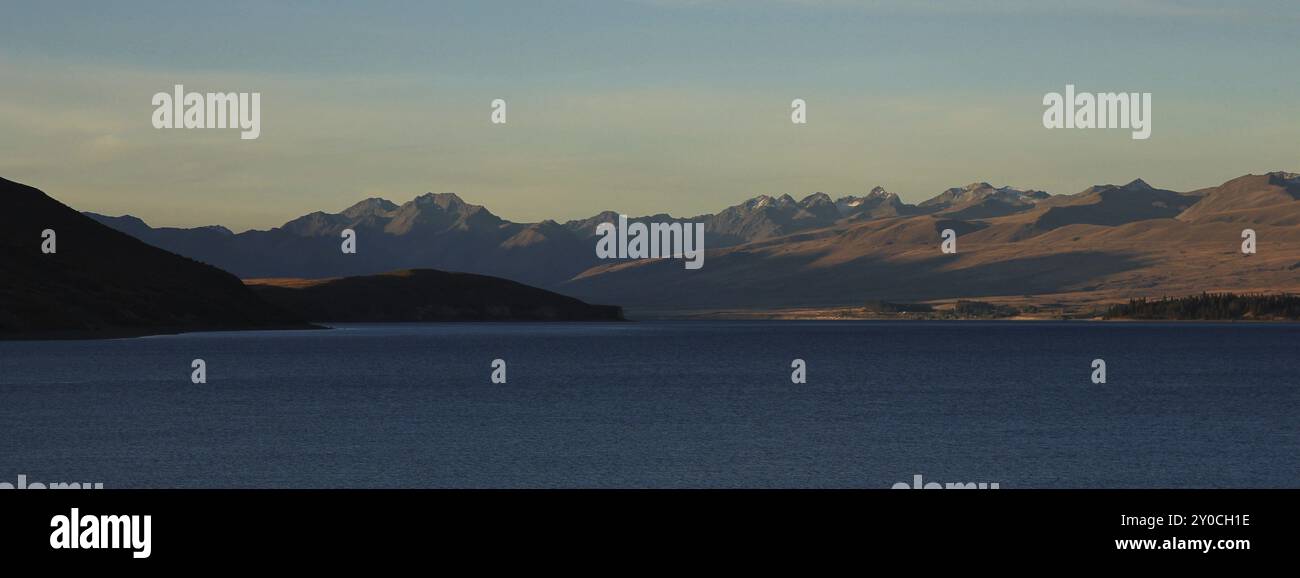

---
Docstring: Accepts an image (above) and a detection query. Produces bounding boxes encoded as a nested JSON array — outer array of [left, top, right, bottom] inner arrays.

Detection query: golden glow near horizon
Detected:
[[1, 1, 1297, 230]]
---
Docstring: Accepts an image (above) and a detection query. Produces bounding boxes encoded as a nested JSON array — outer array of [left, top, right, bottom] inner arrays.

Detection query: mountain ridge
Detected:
[[81, 171, 1300, 314]]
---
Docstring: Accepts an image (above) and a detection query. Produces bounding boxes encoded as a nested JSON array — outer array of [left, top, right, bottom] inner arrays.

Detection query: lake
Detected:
[[0, 321, 1296, 488]]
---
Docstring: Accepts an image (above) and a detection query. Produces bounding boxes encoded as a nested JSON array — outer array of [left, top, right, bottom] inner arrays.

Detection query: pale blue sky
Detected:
[[2, 0, 1298, 229]]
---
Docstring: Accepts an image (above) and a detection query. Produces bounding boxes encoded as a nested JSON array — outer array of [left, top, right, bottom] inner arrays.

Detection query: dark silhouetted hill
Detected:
[[246, 269, 624, 322], [0, 177, 313, 338]]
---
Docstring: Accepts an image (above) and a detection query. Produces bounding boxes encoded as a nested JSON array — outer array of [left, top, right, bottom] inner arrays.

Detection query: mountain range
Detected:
[[82, 181, 1053, 286], [85, 172, 1300, 315]]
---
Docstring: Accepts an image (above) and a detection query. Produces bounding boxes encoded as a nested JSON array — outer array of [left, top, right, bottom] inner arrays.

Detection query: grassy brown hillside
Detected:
[[1178, 172, 1300, 224], [560, 172, 1300, 315]]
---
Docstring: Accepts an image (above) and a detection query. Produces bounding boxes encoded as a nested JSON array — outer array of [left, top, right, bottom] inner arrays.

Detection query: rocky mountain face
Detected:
[[918, 182, 1051, 219], [836, 187, 914, 220]]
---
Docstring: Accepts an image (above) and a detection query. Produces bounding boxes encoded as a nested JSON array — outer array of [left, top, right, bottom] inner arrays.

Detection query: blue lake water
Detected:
[[0, 321, 1296, 488]]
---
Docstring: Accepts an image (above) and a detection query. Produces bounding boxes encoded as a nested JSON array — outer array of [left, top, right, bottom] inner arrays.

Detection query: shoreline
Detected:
[[634, 313, 1300, 323], [0, 323, 325, 342], [7, 310, 1299, 342]]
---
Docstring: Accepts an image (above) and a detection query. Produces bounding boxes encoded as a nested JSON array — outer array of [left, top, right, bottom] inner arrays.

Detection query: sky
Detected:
[[1, 0, 1298, 230]]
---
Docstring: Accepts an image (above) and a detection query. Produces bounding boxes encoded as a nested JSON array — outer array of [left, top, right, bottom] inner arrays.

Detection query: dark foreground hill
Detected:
[[0, 177, 314, 339], [246, 269, 624, 322]]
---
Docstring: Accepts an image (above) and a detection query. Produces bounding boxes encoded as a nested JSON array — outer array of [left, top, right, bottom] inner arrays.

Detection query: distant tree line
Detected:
[[862, 299, 1030, 318], [953, 300, 1021, 318], [1104, 292, 1300, 320]]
